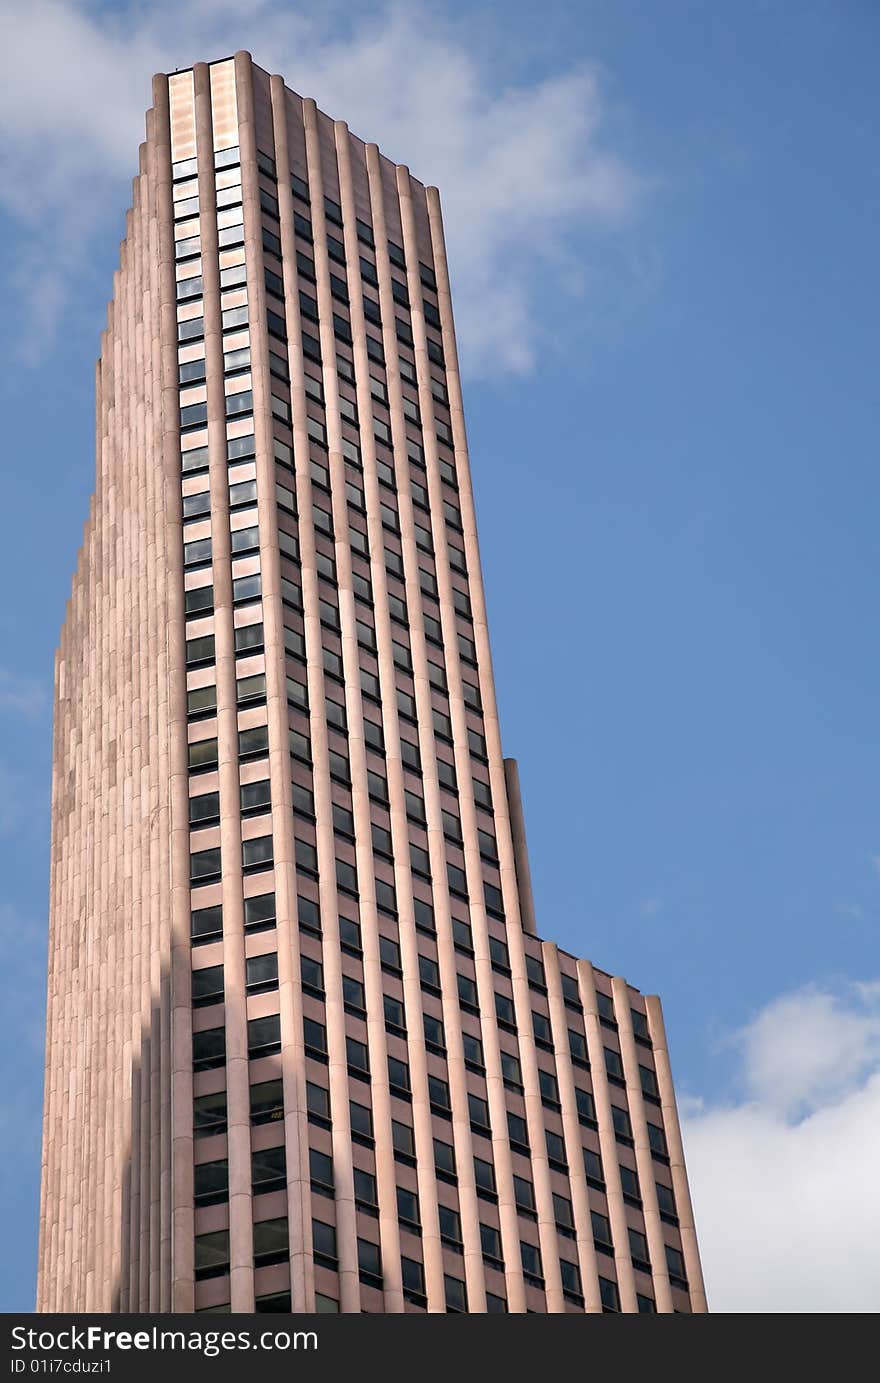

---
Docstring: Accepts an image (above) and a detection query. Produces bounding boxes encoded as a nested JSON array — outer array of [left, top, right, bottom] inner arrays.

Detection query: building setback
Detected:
[[37, 53, 706, 1315]]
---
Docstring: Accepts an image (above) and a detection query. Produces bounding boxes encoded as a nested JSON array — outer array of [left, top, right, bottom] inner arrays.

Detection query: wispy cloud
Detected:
[[835, 901, 865, 921], [0, 668, 47, 720], [0, 0, 644, 374], [683, 981, 880, 1312]]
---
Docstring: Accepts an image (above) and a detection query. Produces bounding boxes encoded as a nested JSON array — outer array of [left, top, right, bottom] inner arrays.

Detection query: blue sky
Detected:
[[1, 0, 878, 1312]]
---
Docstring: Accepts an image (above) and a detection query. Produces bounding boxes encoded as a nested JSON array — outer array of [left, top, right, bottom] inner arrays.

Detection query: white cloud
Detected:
[[0, 0, 643, 373], [683, 982, 880, 1313]]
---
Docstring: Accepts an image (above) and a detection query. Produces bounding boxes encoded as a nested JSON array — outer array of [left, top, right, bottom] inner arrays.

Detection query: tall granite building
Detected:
[[37, 53, 706, 1316]]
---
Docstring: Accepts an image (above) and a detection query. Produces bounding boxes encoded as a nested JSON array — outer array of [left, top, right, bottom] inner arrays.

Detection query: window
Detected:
[[487, 937, 511, 975], [189, 840, 220, 885], [347, 1037, 370, 1077], [195, 1230, 229, 1281], [256, 1291, 292, 1314], [312, 1219, 337, 1268], [193, 1091, 227, 1138], [345, 976, 366, 1012], [656, 1181, 677, 1218], [592, 1211, 613, 1250], [484, 882, 504, 916], [428, 1075, 450, 1113], [340, 916, 361, 953], [666, 1244, 688, 1283], [251, 1079, 284, 1125], [388, 1056, 410, 1095], [553, 1193, 575, 1235], [392, 1120, 415, 1161], [599, 1277, 620, 1312], [568, 1028, 588, 1064], [480, 1222, 502, 1262], [234, 623, 264, 654], [253, 1145, 287, 1195], [611, 1104, 632, 1141], [183, 490, 212, 524], [472, 776, 492, 811], [301, 955, 324, 994], [423, 1012, 443, 1048], [188, 739, 218, 773], [628, 1228, 650, 1268], [298, 895, 321, 934], [574, 1087, 596, 1124], [583, 1146, 604, 1184], [193, 1027, 225, 1072], [596, 991, 616, 1023], [305, 1081, 330, 1125], [184, 536, 212, 568], [505, 1112, 528, 1152], [486, 1292, 507, 1313], [397, 1186, 420, 1227], [240, 779, 271, 816], [296, 839, 318, 875], [495, 992, 516, 1028], [526, 955, 546, 988], [349, 1100, 373, 1142], [246, 952, 278, 994], [355, 1169, 378, 1211], [308, 1148, 334, 1196], [336, 858, 358, 894], [531, 1010, 551, 1044], [468, 1093, 490, 1132], [379, 935, 401, 971], [401, 1257, 425, 1301], [239, 725, 269, 760], [640, 1064, 660, 1099], [619, 1165, 641, 1201], [192, 965, 224, 1008], [473, 1156, 495, 1197], [190, 791, 220, 827], [444, 1275, 467, 1312], [187, 685, 217, 718], [304, 1018, 327, 1059], [513, 1176, 535, 1216], [371, 823, 392, 857], [520, 1241, 542, 1281], [244, 893, 275, 931], [420, 955, 441, 990], [631, 1007, 651, 1040], [357, 1238, 382, 1285], [434, 1138, 456, 1180], [637, 1293, 657, 1313], [538, 1068, 560, 1107], [242, 835, 273, 871], [457, 973, 478, 1007], [647, 1122, 668, 1158], [462, 1032, 483, 1069], [253, 1218, 288, 1267], [560, 1259, 582, 1298], [451, 916, 471, 950], [247, 1014, 281, 1059], [447, 863, 467, 897], [194, 1159, 228, 1206], [604, 1047, 625, 1081], [545, 1129, 566, 1165]]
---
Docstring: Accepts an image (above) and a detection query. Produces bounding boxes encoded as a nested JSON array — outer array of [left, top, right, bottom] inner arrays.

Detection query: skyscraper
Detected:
[[37, 52, 706, 1316]]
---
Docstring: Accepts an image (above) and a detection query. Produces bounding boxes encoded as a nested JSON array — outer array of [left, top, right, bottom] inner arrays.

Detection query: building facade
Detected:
[[37, 53, 706, 1316]]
